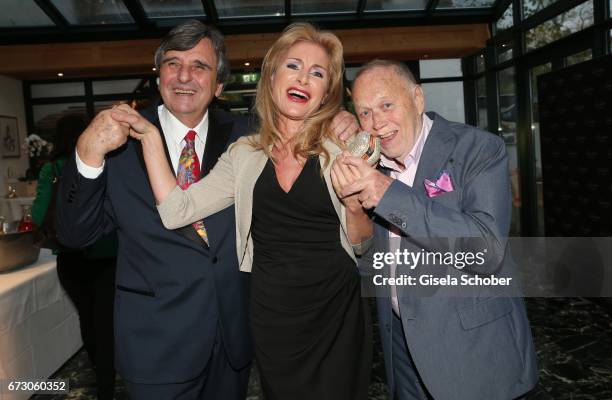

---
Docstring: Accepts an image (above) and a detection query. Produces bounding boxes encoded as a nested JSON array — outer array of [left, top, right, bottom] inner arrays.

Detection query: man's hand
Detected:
[[330, 110, 360, 142], [338, 155, 393, 209], [110, 105, 159, 141], [332, 152, 375, 246], [76, 107, 131, 167]]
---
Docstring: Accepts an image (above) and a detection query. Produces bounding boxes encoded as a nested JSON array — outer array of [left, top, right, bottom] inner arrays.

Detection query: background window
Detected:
[[523, 0, 559, 18], [50, 0, 134, 25], [31, 82, 85, 99], [292, 0, 357, 14], [497, 67, 520, 234], [529, 63, 552, 235], [32, 103, 88, 142], [365, 0, 427, 12], [496, 3, 513, 32], [497, 41, 514, 63], [525, 1, 594, 51], [476, 77, 487, 130], [215, 0, 284, 17], [565, 49, 593, 66], [421, 82, 465, 123], [92, 79, 143, 95], [419, 59, 462, 79], [476, 53, 486, 73], [436, 0, 496, 8], [139, 0, 206, 19], [0, 0, 54, 27]]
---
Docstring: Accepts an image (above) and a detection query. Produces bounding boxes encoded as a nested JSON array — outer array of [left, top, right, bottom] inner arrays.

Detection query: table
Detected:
[[0, 250, 81, 400]]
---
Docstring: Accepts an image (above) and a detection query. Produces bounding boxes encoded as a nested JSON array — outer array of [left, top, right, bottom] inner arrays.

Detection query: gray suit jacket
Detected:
[[369, 112, 538, 400]]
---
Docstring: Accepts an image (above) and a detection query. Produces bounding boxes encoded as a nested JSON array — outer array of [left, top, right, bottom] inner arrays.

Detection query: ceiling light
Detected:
[[244, 62, 250, 66], [57, 72, 63, 77], [152, 67, 156, 71]]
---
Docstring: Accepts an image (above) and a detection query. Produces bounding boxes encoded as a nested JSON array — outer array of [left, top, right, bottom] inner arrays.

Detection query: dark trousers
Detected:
[[123, 327, 251, 400], [56, 252, 117, 400], [391, 313, 432, 400]]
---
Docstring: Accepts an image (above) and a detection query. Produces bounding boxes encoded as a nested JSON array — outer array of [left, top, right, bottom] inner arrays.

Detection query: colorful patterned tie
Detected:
[[177, 130, 208, 244]]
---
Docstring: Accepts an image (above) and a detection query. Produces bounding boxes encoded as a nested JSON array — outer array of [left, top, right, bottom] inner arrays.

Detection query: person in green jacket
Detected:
[[32, 114, 118, 400]]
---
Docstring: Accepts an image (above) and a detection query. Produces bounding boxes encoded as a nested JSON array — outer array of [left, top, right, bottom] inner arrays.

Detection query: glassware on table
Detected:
[[18, 205, 35, 232]]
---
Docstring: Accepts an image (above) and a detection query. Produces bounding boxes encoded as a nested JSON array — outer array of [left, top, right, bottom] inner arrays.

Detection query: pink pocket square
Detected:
[[424, 171, 454, 198]]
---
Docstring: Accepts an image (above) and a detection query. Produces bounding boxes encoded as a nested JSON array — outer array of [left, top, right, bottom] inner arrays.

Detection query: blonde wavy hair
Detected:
[[252, 22, 345, 165]]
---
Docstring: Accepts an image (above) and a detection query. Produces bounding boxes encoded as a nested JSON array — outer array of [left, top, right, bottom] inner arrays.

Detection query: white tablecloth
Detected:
[[0, 250, 81, 400]]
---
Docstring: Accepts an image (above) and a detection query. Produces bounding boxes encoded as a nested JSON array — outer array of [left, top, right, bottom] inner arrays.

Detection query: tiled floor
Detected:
[[33, 298, 612, 399]]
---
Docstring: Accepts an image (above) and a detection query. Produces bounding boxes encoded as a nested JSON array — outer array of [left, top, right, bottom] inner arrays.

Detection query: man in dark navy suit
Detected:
[[56, 19, 359, 400], [56, 20, 252, 399]]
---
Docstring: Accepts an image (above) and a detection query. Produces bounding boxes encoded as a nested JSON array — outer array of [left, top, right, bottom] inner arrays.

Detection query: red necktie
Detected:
[[176, 130, 208, 244]]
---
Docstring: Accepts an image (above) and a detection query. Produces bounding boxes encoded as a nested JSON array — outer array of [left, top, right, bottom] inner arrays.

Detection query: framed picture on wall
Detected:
[[0, 115, 20, 158]]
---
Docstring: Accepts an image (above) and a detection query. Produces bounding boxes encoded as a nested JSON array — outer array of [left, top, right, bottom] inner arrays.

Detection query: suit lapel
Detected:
[[413, 112, 456, 194], [135, 107, 176, 179], [202, 111, 232, 177]]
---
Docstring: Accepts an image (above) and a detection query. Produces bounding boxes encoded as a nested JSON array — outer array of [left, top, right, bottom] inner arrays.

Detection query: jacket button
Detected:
[[401, 222, 407, 228], [212, 256, 218, 263]]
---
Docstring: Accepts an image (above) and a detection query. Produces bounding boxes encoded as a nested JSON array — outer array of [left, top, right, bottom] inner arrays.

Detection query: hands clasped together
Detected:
[[108, 104, 160, 143], [76, 104, 162, 167], [79, 104, 391, 210], [331, 152, 393, 210]]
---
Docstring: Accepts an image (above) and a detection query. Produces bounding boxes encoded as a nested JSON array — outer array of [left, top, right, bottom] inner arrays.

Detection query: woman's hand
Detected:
[[110, 104, 175, 204], [110, 105, 159, 142]]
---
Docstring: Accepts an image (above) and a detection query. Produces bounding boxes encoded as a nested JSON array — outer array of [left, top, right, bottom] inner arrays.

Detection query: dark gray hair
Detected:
[[353, 59, 418, 92], [154, 19, 230, 84]]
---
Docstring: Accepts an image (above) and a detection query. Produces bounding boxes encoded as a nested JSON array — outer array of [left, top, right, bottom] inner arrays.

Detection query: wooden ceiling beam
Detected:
[[0, 24, 489, 80]]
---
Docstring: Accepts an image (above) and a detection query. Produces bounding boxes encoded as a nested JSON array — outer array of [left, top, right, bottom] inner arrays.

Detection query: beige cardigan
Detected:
[[157, 135, 371, 273]]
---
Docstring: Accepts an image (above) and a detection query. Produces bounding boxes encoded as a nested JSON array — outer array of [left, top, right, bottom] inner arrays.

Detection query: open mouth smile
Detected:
[[287, 88, 310, 103], [174, 88, 196, 95], [379, 130, 397, 144]]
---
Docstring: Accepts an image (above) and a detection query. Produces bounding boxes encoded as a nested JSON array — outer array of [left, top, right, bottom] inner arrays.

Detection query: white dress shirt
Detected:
[[76, 105, 209, 178], [378, 113, 433, 315]]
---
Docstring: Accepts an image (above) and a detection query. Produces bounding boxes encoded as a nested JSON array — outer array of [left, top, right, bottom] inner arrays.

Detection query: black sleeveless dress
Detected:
[[250, 156, 372, 400]]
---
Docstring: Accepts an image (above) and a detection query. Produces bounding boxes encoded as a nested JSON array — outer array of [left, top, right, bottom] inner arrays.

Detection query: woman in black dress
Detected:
[[116, 22, 373, 399]]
